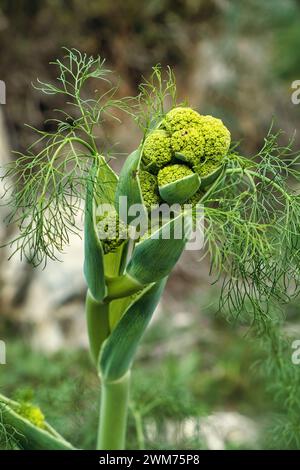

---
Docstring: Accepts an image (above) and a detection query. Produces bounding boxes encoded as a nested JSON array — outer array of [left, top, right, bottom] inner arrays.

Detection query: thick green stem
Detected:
[[86, 290, 110, 364], [97, 371, 131, 450]]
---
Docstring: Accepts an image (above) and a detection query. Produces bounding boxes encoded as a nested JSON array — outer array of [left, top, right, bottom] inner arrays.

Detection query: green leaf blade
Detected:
[[115, 148, 148, 224], [95, 155, 119, 206], [0, 396, 75, 450], [83, 164, 106, 302], [126, 214, 191, 284], [99, 279, 167, 381], [159, 173, 200, 204]]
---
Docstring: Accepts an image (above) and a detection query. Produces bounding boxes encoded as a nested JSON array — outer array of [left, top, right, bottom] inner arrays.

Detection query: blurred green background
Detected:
[[1, 0, 300, 450]]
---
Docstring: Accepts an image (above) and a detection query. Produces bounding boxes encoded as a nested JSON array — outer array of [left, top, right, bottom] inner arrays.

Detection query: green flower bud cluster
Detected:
[[164, 107, 203, 132], [139, 106, 230, 209], [138, 170, 160, 209], [195, 115, 230, 177], [142, 130, 173, 174], [171, 127, 205, 166], [157, 164, 193, 186], [16, 401, 46, 429], [97, 211, 128, 254]]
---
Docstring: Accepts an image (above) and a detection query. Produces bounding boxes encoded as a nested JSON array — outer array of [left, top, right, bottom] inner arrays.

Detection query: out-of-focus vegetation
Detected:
[[0, 0, 300, 153], [2, 296, 300, 450]]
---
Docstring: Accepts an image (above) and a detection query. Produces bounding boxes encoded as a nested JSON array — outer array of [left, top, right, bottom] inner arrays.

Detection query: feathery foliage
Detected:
[[135, 65, 178, 135], [1, 48, 133, 266], [201, 130, 300, 324], [256, 317, 300, 449]]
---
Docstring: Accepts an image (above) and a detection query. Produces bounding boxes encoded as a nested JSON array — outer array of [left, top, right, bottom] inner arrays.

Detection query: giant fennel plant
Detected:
[[1, 49, 300, 450]]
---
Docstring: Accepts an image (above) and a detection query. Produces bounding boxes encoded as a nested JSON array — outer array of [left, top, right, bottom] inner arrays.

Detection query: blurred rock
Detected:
[[1, 229, 88, 352], [199, 412, 259, 450], [146, 412, 259, 450]]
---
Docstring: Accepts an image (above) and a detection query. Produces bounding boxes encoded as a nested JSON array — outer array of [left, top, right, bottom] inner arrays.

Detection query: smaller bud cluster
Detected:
[[97, 211, 128, 254], [16, 401, 46, 429], [157, 164, 194, 186]]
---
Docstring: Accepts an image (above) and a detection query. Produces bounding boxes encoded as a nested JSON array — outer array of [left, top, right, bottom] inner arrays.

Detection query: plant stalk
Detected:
[[86, 290, 110, 364], [97, 371, 131, 450]]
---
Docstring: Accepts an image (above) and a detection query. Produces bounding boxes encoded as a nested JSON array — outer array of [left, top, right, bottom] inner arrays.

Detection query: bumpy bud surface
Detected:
[[123, 107, 231, 213], [97, 211, 128, 254], [199, 115, 230, 161], [157, 164, 200, 204], [171, 127, 205, 166], [157, 163, 194, 186], [194, 159, 221, 177], [17, 402, 46, 429], [138, 170, 161, 209], [164, 107, 202, 133], [142, 130, 173, 174]]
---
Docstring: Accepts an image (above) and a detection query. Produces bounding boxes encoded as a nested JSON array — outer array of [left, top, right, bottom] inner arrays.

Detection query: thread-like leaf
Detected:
[[99, 278, 167, 381]]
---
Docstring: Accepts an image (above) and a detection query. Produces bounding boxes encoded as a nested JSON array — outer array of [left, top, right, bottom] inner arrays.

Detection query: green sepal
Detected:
[[0, 394, 74, 450], [125, 214, 191, 284], [86, 237, 129, 364], [159, 173, 201, 204], [105, 273, 144, 301], [99, 278, 167, 381], [108, 295, 135, 331], [84, 155, 119, 302], [198, 164, 224, 189], [115, 148, 148, 224], [83, 163, 106, 302]]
